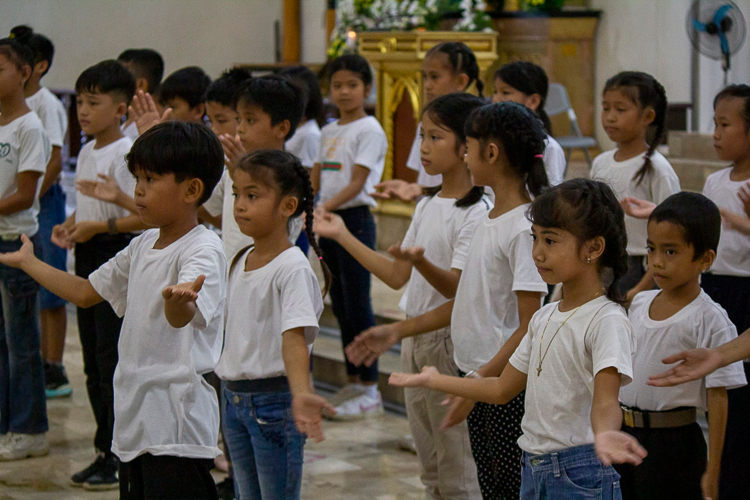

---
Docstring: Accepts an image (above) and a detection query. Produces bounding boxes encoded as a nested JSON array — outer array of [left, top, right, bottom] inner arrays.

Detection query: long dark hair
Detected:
[[236, 150, 331, 296], [426, 42, 484, 97], [604, 71, 667, 186], [527, 178, 629, 303], [494, 61, 552, 134]]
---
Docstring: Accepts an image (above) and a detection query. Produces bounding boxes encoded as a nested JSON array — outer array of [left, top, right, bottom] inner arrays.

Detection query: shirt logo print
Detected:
[[0, 143, 10, 159]]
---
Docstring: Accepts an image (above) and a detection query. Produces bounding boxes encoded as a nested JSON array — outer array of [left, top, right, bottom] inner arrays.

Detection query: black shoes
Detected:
[[70, 453, 119, 490]]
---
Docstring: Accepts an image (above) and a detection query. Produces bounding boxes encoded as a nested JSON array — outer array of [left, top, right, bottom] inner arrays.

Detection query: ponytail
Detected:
[[427, 42, 483, 98]]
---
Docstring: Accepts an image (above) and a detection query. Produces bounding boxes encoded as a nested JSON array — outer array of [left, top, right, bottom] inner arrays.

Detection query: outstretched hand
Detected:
[[312, 209, 346, 240], [0, 234, 35, 269], [51, 224, 73, 249], [345, 324, 400, 367], [440, 395, 475, 430], [372, 179, 422, 202], [68, 221, 103, 244], [219, 134, 246, 172], [76, 174, 124, 205], [389, 366, 439, 388], [594, 430, 647, 466], [162, 275, 205, 305], [130, 90, 172, 135], [647, 347, 723, 387], [387, 241, 425, 264], [620, 197, 656, 220], [292, 393, 335, 443]]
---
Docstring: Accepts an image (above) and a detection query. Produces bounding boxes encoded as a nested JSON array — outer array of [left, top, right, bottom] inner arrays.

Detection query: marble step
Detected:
[[668, 132, 718, 162], [669, 157, 730, 192]]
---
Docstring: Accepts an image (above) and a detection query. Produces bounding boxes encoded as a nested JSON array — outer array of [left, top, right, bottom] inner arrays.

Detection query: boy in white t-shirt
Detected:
[[116, 49, 164, 141], [617, 192, 746, 500], [0, 121, 226, 499]]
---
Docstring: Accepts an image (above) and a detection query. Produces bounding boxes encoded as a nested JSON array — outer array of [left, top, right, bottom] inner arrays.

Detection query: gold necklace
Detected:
[[536, 291, 603, 377]]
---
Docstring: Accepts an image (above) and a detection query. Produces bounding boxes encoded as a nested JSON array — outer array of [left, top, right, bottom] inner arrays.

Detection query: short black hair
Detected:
[[75, 60, 136, 105], [327, 54, 373, 87], [278, 66, 323, 122], [714, 84, 750, 131], [10, 26, 54, 76], [237, 75, 304, 140], [204, 67, 252, 108], [159, 66, 211, 109], [117, 49, 165, 94], [649, 191, 721, 260], [126, 121, 223, 205]]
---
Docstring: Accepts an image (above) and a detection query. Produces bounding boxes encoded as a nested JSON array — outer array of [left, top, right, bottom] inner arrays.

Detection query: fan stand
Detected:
[[722, 51, 730, 87]]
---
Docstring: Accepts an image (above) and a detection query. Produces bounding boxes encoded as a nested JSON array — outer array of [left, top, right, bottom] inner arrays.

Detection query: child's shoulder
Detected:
[[694, 290, 736, 332], [704, 166, 735, 187], [629, 289, 660, 314], [591, 149, 617, 169], [648, 150, 677, 176]]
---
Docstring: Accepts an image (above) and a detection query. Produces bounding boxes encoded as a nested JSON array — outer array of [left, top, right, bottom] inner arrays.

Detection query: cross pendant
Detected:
[[536, 365, 542, 376]]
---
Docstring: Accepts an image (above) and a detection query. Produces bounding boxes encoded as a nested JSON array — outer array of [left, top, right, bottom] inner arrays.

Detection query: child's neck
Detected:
[[94, 123, 125, 149], [24, 78, 42, 98], [650, 279, 701, 321], [245, 226, 294, 272], [730, 154, 750, 182], [559, 269, 606, 312], [338, 107, 366, 125], [154, 211, 199, 250], [614, 137, 649, 162], [439, 160, 474, 199], [0, 92, 31, 125], [487, 174, 530, 219]]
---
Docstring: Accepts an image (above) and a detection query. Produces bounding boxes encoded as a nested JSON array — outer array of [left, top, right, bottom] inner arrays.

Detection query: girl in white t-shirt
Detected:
[[314, 93, 488, 497], [347, 102, 550, 498], [0, 36, 51, 460], [311, 54, 388, 418], [591, 72, 680, 301], [391, 178, 647, 500], [492, 61, 567, 187], [215, 149, 333, 500]]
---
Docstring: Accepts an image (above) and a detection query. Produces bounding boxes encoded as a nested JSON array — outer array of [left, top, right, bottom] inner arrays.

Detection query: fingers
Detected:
[[161, 108, 173, 122], [661, 352, 688, 365], [192, 274, 206, 293], [162, 286, 198, 303]]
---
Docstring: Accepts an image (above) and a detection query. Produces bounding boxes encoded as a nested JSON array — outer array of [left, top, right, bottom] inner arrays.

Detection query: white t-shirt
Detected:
[[591, 149, 680, 256], [544, 135, 566, 187], [406, 124, 442, 188], [216, 246, 322, 381], [285, 120, 321, 168], [703, 167, 750, 277], [89, 226, 227, 462], [75, 137, 135, 223], [620, 290, 746, 412], [318, 116, 387, 209], [26, 87, 68, 148], [510, 296, 635, 455], [399, 193, 491, 317], [121, 120, 139, 141], [451, 204, 549, 372], [0, 112, 51, 237]]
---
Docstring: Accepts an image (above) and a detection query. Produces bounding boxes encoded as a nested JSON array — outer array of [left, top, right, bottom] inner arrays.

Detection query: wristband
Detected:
[[465, 370, 482, 379]]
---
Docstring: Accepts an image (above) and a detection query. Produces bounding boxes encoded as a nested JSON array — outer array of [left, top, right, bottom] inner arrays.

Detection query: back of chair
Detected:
[[545, 83, 571, 117]]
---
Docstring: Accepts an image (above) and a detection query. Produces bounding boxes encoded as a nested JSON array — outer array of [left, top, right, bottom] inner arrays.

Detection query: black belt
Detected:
[[621, 405, 697, 429], [226, 376, 289, 393]]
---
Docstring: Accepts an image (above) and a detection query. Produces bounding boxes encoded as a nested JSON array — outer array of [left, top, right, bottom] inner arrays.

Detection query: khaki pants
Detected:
[[401, 328, 481, 500]]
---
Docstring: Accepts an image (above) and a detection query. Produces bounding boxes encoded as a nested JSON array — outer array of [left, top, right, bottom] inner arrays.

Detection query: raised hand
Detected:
[[440, 395, 475, 430], [76, 173, 124, 204], [51, 224, 73, 249], [620, 197, 656, 220], [292, 393, 335, 443], [345, 324, 400, 367], [129, 90, 172, 135], [594, 430, 647, 466], [162, 275, 205, 304], [720, 209, 750, 235], [387, 241, 425, 264], [372, 179, 422, 202], [312, 210, 346, 240], [219, 134, 246, 172], [389, 366, 439, 388], [68, 221, 104, 244], [647, 347, 723, 387], [0, 234, 35, 269]]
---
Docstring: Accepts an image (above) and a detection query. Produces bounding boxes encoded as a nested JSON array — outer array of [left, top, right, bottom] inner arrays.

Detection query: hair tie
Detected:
[[534, 154, 544, 159], [318, 256, 323, 261]]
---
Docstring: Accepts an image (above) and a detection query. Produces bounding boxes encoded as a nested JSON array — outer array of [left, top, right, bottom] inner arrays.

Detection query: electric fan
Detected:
[[687, 0, 746, 86]]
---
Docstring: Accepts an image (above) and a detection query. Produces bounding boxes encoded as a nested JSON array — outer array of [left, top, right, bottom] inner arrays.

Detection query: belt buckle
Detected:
[[622, 408, 635, 428]]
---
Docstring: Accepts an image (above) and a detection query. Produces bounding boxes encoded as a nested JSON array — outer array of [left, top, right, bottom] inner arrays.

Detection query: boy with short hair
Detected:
[[617, 192, 747, 500], [158, 66, 211, 123], [117, 48, 164, 140], [0, 121, 226, 499]]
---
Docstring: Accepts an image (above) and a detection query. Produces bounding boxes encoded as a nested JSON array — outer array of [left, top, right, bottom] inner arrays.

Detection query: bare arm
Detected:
[[162, 275, 204, 329], [68, 214, 148, 245], [311, 163, 321, 194], [39, 146, 63, 197], [0, 171, 42, 215], [703, 387, 728, 500], [389, 242, 461, 298], [320, 165, 370, 212]]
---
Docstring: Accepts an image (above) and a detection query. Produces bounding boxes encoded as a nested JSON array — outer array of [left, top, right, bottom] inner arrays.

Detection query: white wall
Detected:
[[0, 0, 330, 90]]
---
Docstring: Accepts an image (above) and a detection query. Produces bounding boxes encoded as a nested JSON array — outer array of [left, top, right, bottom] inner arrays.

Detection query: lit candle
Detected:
[[346, 30, 357, 49]]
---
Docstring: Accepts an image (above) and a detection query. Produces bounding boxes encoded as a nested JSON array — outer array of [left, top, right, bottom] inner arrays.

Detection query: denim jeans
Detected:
[[223, 388, 305, 500], [0, 236, 48, 435], [36, 183, 67, 310], [520, 444, 622, 500]]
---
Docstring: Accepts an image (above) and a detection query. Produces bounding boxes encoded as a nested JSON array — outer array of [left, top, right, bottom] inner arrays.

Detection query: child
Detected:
[[158, 66, 211, 123], [117, 48, 164, 140], [0, 36, 51, 461], [214, 149, 334, 500], [390, 178, 647, 500], [311, 54, 388, 419], [11, 25, 71, 398], [314, 93, 488, 497], [492, 61, 567, 186], [591, 71, 680, 301], [0, 121, 226, 498], [375, 41, 484, 202], [52, 59, 145, 490], [617, 191, 746, 500], [347, 102, 549, 498]]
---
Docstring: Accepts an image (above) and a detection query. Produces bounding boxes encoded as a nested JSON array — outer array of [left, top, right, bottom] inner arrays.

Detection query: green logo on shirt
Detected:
[[0, 143, 9, 159]]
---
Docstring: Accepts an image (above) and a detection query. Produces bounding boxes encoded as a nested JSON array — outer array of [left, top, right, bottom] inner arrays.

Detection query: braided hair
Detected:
[[465, 101, 549, 197], [604, 71, 668, 186], [494, 61, 552, 134], [236, 149, 332, 296], [528, 178, 629, 303], [426, 42, 484, 98]]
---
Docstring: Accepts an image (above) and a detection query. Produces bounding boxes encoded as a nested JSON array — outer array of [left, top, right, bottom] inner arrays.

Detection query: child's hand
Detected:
[[219, 134, 246, 172], [130, 90, 172, 135], [619, 197, 656, 219], [291, 393, 335, 443], [76, 174, 124, 205], [647, 347, 723, 387], [387, 241, 425, 264], [51, 224, 72, 249], [345, 324, 400, 367], [162, 275, 205, 304], [0, 234, 35, 269], [594, 430, 647, 466], [440, 395, 475, 430], [739, 182, 750, 217], [389, 366, 439, 388], [372, 179, 422, 202], [702, 469, 719, 500], [312, 210, 346, 240], [68, 221, 104, 244], [720, 208, 750, 234]]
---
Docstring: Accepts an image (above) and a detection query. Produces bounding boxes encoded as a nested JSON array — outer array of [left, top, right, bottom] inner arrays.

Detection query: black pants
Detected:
[[75, 234, 133, 455], [616, 422, 706, 500], [701, 273, 750, 500], [119, 453, 218, 500]]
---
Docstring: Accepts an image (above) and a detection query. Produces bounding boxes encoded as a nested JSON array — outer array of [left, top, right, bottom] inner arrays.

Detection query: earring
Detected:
[[587, 256, 591, 264]]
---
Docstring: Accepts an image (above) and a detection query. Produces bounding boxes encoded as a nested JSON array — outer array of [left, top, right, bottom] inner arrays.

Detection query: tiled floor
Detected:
[[0, 308, 426, 500]]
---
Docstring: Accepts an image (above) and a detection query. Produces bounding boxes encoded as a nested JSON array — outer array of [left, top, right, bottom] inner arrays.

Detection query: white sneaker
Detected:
[[0, 432, 49, 461], [327, 391, 384, 421], [323, 384, 365, 419]]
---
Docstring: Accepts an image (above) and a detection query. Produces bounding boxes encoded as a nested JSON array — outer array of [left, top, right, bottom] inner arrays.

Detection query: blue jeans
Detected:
[[520, 444, 622, 500], [36, 184, 67, 310], [223, 388, 305, 500], [0, 236, 48, 434]]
